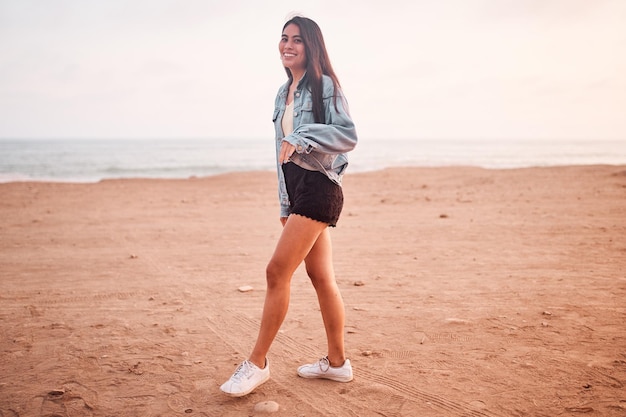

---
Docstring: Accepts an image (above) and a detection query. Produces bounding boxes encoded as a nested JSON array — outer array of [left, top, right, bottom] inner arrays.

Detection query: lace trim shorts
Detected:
[[282, 161, 343, 227]]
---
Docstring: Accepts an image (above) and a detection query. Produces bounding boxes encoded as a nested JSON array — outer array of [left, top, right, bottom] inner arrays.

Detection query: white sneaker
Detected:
[[297, 356, 353, 382], [220, 359, 270, 397]]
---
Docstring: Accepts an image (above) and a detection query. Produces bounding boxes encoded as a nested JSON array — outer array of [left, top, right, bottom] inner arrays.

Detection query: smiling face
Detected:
[[279, 23, 307, 75]]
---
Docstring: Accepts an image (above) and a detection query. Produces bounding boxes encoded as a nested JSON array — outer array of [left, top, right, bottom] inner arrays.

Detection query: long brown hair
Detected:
[[282, 16, 341, 124]]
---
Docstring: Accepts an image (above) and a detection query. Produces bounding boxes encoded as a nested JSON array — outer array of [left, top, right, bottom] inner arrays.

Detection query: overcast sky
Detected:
[[1, 0, 625, 141]]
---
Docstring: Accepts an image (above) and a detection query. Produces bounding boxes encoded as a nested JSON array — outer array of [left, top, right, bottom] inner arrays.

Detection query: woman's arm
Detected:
[[283, 83, 357, 155]]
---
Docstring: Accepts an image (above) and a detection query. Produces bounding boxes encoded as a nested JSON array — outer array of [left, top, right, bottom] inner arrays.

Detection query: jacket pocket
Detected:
[[297, 99, 315, 124]]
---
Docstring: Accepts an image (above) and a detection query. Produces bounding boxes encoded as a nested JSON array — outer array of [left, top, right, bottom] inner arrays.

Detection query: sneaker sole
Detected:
[[297, 371, 353, 382], [220, 374, 270, 397]]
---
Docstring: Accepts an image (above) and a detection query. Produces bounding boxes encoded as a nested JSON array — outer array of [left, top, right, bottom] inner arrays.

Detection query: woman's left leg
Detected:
[[304, 227, 346, 367]]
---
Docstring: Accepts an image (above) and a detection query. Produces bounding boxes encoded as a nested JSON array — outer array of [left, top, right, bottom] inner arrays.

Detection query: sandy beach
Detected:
[[1, 165, 625, 416]]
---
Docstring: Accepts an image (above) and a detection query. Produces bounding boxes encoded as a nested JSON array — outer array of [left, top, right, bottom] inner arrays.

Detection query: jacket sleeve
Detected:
[[283, 81, 358, 155]]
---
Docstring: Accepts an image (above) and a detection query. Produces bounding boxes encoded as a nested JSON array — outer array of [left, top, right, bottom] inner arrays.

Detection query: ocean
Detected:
[[1, 138, 625, 183]]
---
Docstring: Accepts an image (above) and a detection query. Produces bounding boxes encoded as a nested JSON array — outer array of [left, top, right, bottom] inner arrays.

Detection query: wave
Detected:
[[1, 138, 624, 183]]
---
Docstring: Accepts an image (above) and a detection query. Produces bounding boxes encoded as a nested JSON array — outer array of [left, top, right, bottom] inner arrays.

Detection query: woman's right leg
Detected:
[[248, 214, 327, 367], [221, 214, 327, 396]]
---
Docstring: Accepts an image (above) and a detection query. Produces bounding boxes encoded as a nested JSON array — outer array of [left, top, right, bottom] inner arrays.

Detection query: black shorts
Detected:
[[282, 162, 343, 227]]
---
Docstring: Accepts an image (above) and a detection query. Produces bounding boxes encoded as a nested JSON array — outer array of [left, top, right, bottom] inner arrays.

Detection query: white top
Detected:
[[281, 101, 294, 136]]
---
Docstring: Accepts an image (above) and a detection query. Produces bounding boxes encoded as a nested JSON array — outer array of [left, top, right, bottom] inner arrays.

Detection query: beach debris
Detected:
[[444, 318, 470, 325], [564, 407, 594, 413], [238, 285, 254, 292], [167, 392, 194, 414], [254, 400, 280, 413], [128, 362, 144, 375], [542, 311, 552, 316], [362, 350, 373, 356], [47, 388, 65, 398], [353, 280, 365, 286], [439, 213, 449, 218], [469, 400, 487, 409], [129, 254, 138, 259], [27, 305, 43, 317]]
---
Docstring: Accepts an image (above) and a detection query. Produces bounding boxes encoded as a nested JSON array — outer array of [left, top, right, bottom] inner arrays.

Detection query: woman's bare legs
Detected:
[[304, 227, 346, 367], [248, 214, 327, 368]]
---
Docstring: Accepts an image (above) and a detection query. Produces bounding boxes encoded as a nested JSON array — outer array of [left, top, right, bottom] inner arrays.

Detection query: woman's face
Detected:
[[279, 23, 306, 73]]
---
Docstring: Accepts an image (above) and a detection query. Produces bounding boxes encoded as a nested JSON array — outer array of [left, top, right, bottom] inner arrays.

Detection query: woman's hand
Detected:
[[279, 140, 295, 164]]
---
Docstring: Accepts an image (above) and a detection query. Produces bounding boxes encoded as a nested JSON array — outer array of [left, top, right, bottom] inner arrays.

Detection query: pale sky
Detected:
[[1, 0, 625, 140]]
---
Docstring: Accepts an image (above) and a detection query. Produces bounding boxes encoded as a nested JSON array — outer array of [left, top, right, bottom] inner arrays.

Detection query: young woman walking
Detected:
[[220, 15, 358, 397]]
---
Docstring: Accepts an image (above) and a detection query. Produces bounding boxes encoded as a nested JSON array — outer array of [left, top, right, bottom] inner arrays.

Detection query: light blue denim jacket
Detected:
[[272, 74, 358, 217]]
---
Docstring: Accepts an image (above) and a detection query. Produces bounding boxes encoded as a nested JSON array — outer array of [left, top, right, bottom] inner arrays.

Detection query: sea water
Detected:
[[0, 138, 625, 183]]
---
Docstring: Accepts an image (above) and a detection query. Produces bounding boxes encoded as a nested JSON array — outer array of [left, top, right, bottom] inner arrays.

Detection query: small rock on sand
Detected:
[[254, 400, 279, 413]]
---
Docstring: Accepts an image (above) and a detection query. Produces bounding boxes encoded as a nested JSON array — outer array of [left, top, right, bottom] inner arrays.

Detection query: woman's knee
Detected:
[[306, 267, 333, 290], [305, 264, 319, 285], [265, 260, 290, 289]]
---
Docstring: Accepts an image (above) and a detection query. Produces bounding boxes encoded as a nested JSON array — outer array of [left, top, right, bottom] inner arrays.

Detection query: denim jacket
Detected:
[[272, 74, 358, 217]]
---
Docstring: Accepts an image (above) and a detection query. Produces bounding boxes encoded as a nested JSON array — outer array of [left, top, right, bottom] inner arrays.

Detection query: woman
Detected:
[[220, 15, 358, 397]]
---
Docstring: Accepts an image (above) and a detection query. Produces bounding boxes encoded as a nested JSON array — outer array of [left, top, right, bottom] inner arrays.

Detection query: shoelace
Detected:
[[231, 361, 253, 382], [318, 356, 331, 372]]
